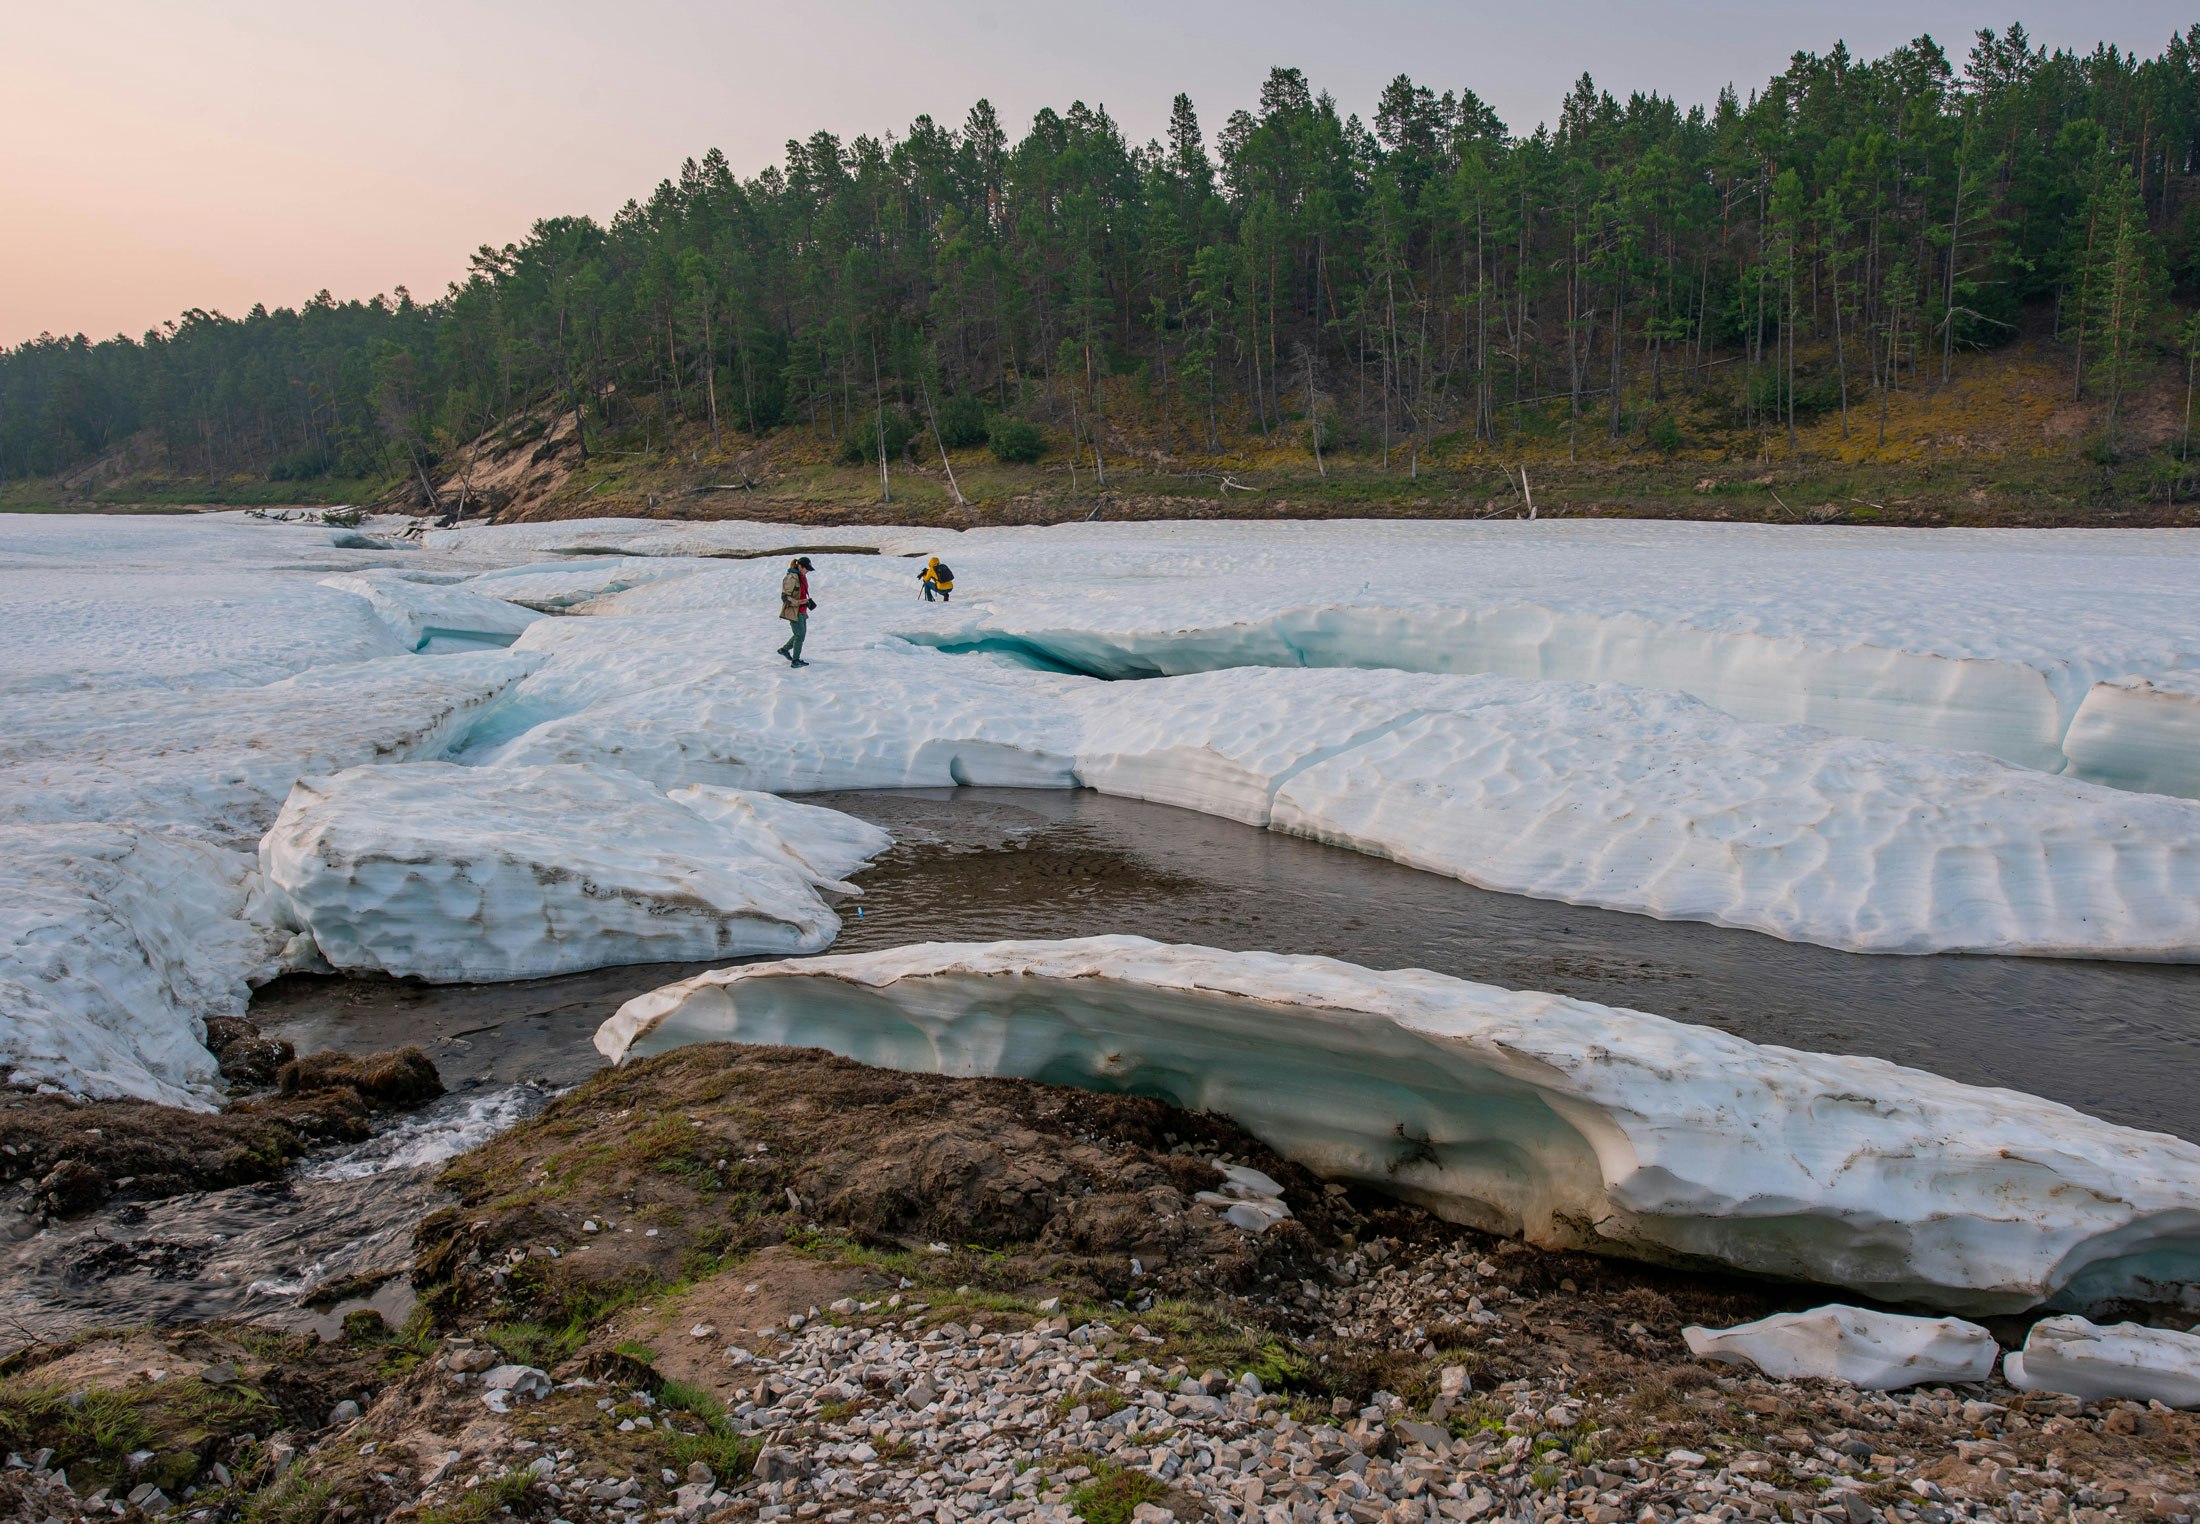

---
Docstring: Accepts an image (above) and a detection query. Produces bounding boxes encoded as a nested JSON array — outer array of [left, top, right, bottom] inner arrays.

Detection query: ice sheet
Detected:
[[458, 556, 724, 611], [261, 762, 891, 982], [599, 937, 2200, 1314], [0, 652, 536, 844]]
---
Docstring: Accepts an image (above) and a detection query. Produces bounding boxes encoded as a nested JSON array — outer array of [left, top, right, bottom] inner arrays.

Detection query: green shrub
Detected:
[[1647, 414, 1683, 455], [988, 417, 1046, 463], [934, 394, 989, 449], [840, 409, 914, 464]]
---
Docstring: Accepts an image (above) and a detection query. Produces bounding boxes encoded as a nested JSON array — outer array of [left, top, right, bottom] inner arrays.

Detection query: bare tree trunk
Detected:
[[702, 300, 721, 449], [917, 372, 966, 508], [1084, 340, 1107, 487], [871, 343, 890, 503], [1941, 158, 1965, 386], [1304, 346, 1324, 476], [1832, 249, 1851, 438]]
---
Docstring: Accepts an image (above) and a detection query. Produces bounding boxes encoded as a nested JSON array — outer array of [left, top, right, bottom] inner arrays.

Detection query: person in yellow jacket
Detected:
[[919, 556, 955, 603]]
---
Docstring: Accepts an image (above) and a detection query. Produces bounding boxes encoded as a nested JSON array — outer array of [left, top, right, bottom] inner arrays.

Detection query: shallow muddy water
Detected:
[[813, 789, 2200, 1141], [259, 785, 2200, 1141]]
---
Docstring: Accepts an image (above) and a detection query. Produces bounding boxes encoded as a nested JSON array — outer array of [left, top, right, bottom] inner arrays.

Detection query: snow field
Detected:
[[10, 508, 2200, 1124], [597, 936, 2200, 1314], [0, 652, 536, 844]]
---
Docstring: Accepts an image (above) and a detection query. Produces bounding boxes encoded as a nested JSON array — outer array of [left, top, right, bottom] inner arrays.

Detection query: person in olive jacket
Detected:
[[776, 556, 816, 666]]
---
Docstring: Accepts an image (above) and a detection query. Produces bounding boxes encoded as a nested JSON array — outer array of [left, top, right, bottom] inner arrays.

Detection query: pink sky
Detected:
[[6, 0, 2190, 345]]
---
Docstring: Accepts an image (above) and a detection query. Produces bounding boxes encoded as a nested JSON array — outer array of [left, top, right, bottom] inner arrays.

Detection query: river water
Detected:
[[8, 785, 2194, 1345]]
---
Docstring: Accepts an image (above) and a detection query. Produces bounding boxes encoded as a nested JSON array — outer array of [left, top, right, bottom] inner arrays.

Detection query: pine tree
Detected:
[[2078, 164, 2165, 443]]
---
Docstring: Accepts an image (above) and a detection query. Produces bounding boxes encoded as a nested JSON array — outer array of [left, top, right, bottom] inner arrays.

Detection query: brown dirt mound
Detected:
[[203, 1014, 295, 1090], [421, 1043, 1360, 1321], [280, 1046, 444, 1109]]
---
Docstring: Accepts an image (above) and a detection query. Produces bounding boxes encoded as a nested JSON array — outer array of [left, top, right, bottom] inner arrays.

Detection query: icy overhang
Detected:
[[599, 937, 2200, 1316]]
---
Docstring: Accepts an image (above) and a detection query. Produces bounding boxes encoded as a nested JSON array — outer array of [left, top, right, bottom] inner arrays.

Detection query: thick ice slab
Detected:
[[318, 569, 543, 651], [2003, 1316, 2200, 1407], [598, 937, 2200, 1313], [0, 825, 290, 1108], [262, 763, 890, 982], [1683, 1307, 1998, 1390], [481, 628, 2200, 958], [2064, 672, 2200, 799], [0, 517, 560, 1104]]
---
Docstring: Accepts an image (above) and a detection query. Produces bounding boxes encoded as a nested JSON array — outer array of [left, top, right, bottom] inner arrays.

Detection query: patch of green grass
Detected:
[[0, 1385, 153, 1463], [651, 1382, 761, 1480], [1054, 1388, 1128, 1421], [416, 1468, 539, 1524], [1065, 1460, 1167, 1523], [366, 1308, 440, 1375], [1443, 1398, 1513, 1433], [238, 1468, 335, 1524], [484, 1319, 589, 1370], [611, 1339, 659, 1364], [655, 1379, 716, 1418], [783, 1226, 925, 1281], [0, 1376, 278, 1491]]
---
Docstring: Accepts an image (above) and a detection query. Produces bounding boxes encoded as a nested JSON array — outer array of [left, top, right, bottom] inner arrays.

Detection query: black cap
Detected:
[[793, 556, 814, 569]]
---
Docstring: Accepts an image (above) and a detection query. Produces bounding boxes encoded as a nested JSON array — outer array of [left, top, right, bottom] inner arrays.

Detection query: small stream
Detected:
[[8, 785, 2195, 1346]]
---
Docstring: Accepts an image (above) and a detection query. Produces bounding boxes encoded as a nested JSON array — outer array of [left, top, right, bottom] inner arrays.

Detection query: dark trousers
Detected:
[[778, 613, 807, 661]]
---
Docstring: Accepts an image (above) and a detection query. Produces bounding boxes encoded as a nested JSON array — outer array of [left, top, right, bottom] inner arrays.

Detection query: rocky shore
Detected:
[[0, 1045, 2194, 1524]]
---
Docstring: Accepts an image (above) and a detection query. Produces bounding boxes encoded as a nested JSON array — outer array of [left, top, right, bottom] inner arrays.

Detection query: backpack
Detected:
[[931, 562, 954, 583]]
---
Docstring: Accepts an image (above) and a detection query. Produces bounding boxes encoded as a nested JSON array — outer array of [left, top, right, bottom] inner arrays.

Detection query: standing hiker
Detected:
[[919, 555, 955, 602], [777, 556, 816, 667]]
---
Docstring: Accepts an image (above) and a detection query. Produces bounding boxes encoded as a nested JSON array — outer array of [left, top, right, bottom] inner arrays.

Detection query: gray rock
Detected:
[[483, 1364, 552, 1400], [752, 1445, 806, 1483]]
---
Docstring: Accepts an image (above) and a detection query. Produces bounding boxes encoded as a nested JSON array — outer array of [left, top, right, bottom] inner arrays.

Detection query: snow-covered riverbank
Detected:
[[7, 511, 2200, 1310]]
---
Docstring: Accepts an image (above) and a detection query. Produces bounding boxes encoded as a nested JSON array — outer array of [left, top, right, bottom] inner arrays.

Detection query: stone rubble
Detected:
[[399, 1310, 2200, 1524], [374, 1244, 2200, 1524]]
